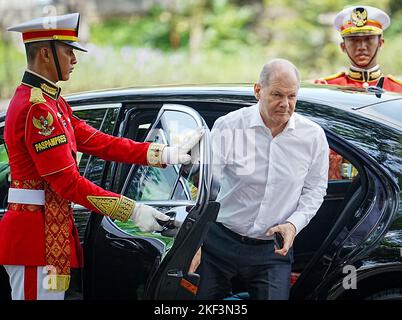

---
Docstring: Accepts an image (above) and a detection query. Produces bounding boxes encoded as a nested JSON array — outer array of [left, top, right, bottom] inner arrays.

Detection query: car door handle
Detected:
[[106, 235, 145, 252]]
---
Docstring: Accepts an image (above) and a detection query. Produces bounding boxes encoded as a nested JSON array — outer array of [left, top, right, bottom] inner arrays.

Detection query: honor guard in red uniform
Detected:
[[315, 5, 402, 93], [315, 6, 402, 180], [0, 13, 203, 300]]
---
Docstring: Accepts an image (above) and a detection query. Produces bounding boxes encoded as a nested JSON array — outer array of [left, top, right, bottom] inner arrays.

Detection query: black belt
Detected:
[[216, 222, 273, 245]]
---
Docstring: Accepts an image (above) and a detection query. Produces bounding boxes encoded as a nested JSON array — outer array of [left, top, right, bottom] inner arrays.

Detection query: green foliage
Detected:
[[90, 8, 182, 50], [202, 0, 256, 51], [0, 41, 25, 99], [2, 0, 402, 99]]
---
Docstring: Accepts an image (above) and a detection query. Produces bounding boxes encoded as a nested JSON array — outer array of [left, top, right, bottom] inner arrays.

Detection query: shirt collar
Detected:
[[21, 69, 61, 100], [249, 102, 296, 133], [249, 102, 267, 128]]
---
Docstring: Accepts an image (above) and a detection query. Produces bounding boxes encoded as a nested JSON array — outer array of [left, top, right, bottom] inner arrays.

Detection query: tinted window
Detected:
[[329, 149, 358, 181], [125, 110, 198, 202], [73, 107, 118, 184], [71, 107, 119, 241], [359, 100, 402, 128], [115, 108, 202, 246]]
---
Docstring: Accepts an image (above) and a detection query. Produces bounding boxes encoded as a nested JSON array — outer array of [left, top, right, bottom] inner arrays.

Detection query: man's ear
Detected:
[[379, 36, 385, 49], [340, 41, 346, 52], [254, 83, 261, 100], [39, 46, 51, 63]]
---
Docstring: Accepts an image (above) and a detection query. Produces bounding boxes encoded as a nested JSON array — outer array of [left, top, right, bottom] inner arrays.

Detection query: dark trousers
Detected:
[[196, 222, 292, 300]]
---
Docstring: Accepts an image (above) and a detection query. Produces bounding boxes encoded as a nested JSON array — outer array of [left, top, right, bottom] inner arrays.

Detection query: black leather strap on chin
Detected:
[[50, 41, 63, 81]]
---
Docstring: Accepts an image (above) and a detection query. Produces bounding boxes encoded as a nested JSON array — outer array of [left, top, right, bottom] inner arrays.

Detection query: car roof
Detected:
[[65, 83, 402, 109], [2, 84, 400, 116]]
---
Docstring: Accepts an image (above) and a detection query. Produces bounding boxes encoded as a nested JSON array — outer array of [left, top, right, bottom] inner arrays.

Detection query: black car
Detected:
[[0, 84, 401, 300]]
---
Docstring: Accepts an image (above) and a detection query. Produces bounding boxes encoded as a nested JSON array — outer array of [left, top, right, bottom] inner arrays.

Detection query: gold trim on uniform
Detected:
[[46, 274, 71, 292], [347, 67, 382, 82], [52, 35, 78, 41], [87, 195, 135, 222], [40, 83, 58, 97], [147, 143, 166, 167], [388, 74, 402, 85], [112, 195, 135, 222], [29, 87, 46, 104], [323, 72, 345, 81]]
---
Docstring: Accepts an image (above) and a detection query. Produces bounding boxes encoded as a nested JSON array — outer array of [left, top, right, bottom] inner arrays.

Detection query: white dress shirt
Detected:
[[211, 103, 329, 239]]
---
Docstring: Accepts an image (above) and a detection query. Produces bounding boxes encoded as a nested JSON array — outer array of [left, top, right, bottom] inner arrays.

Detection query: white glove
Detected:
[[131, 204, 170, 232], [161, 127, 205, 165]]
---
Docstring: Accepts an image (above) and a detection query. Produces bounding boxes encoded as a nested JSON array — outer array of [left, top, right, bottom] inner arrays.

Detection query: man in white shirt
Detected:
[[196, 59, 329, 300]]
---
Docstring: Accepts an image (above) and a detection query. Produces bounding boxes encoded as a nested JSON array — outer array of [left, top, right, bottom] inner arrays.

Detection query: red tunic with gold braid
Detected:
[[315, 66, 400, 181], [0, 70, 165, 290], [315, 66, 402, 93]]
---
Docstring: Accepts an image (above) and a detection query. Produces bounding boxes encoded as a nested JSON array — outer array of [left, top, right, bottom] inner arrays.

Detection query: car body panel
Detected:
[[0, 84, 401, 300]]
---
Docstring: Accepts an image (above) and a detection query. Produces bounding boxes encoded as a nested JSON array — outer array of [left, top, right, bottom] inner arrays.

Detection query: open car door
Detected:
[[83, 104, 219, 300], [290, 131, 399, 299]]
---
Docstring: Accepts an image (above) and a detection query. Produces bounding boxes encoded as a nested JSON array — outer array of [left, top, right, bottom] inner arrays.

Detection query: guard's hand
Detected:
[[161, 127, 205, 165], [131, 204, 170, 232], [266, 222, 296, 256]]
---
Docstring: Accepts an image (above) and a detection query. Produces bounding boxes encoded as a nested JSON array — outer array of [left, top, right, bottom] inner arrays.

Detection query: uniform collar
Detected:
[[22, 70, 61, 100], [347, 64, 382, 82]]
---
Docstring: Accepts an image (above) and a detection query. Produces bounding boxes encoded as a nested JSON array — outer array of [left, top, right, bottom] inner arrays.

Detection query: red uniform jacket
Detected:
[[315, 67, 402, 93], [0, 70, 164, 268]]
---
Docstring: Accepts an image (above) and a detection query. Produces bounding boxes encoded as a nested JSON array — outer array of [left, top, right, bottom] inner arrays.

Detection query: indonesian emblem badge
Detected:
[[351, 7, 368, 27], [32, 112, 55, 136]]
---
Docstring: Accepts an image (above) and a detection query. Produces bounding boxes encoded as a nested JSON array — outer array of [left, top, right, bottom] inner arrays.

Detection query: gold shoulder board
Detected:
[[323, 72, 345, 81], [30, 87, 46, 104], [387, 75, 402, 86]]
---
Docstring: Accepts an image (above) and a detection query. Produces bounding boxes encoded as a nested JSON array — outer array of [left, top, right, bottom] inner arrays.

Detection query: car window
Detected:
[[71, 105, 119, 241], [114, 107, 202, 248], [125, 110, 199, 202], [73, 107, 119, 183], [329, 148, 358, 181]]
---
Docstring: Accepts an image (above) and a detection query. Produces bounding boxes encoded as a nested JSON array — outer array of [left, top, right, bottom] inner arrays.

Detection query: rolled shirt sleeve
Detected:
[[286, 128, 329, 234]]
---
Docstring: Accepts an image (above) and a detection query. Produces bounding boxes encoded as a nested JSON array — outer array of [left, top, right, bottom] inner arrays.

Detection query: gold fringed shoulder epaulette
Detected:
[[29, 87, 46, 104], [387, 74, 402, 86], [322, 72, 346, 81]]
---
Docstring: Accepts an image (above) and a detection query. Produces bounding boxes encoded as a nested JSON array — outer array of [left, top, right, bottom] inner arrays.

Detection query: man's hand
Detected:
[[266, 222, 296, 256], [162, 127, 205, 165], [131, 204, 170, 232]]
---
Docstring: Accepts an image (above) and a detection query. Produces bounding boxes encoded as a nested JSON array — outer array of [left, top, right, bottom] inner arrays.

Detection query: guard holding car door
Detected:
[[0, 12, 203, 300]]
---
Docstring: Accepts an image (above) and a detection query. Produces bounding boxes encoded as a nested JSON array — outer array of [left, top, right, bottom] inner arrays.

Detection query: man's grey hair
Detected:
[[258, 58, 301, 87]]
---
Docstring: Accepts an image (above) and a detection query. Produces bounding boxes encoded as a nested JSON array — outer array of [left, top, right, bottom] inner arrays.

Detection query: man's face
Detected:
[[55, 42, 77, 81], [341, 35, 383, 68], [254, 73, 299, 130]]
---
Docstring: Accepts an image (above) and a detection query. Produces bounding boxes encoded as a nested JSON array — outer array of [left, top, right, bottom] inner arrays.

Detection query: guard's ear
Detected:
[[39, 46, 51, 63], [379, 36, 384, 49], [340, 41, 346, 52]]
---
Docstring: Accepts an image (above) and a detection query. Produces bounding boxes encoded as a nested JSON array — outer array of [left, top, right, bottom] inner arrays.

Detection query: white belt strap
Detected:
[[8, 188, 45, 205]]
